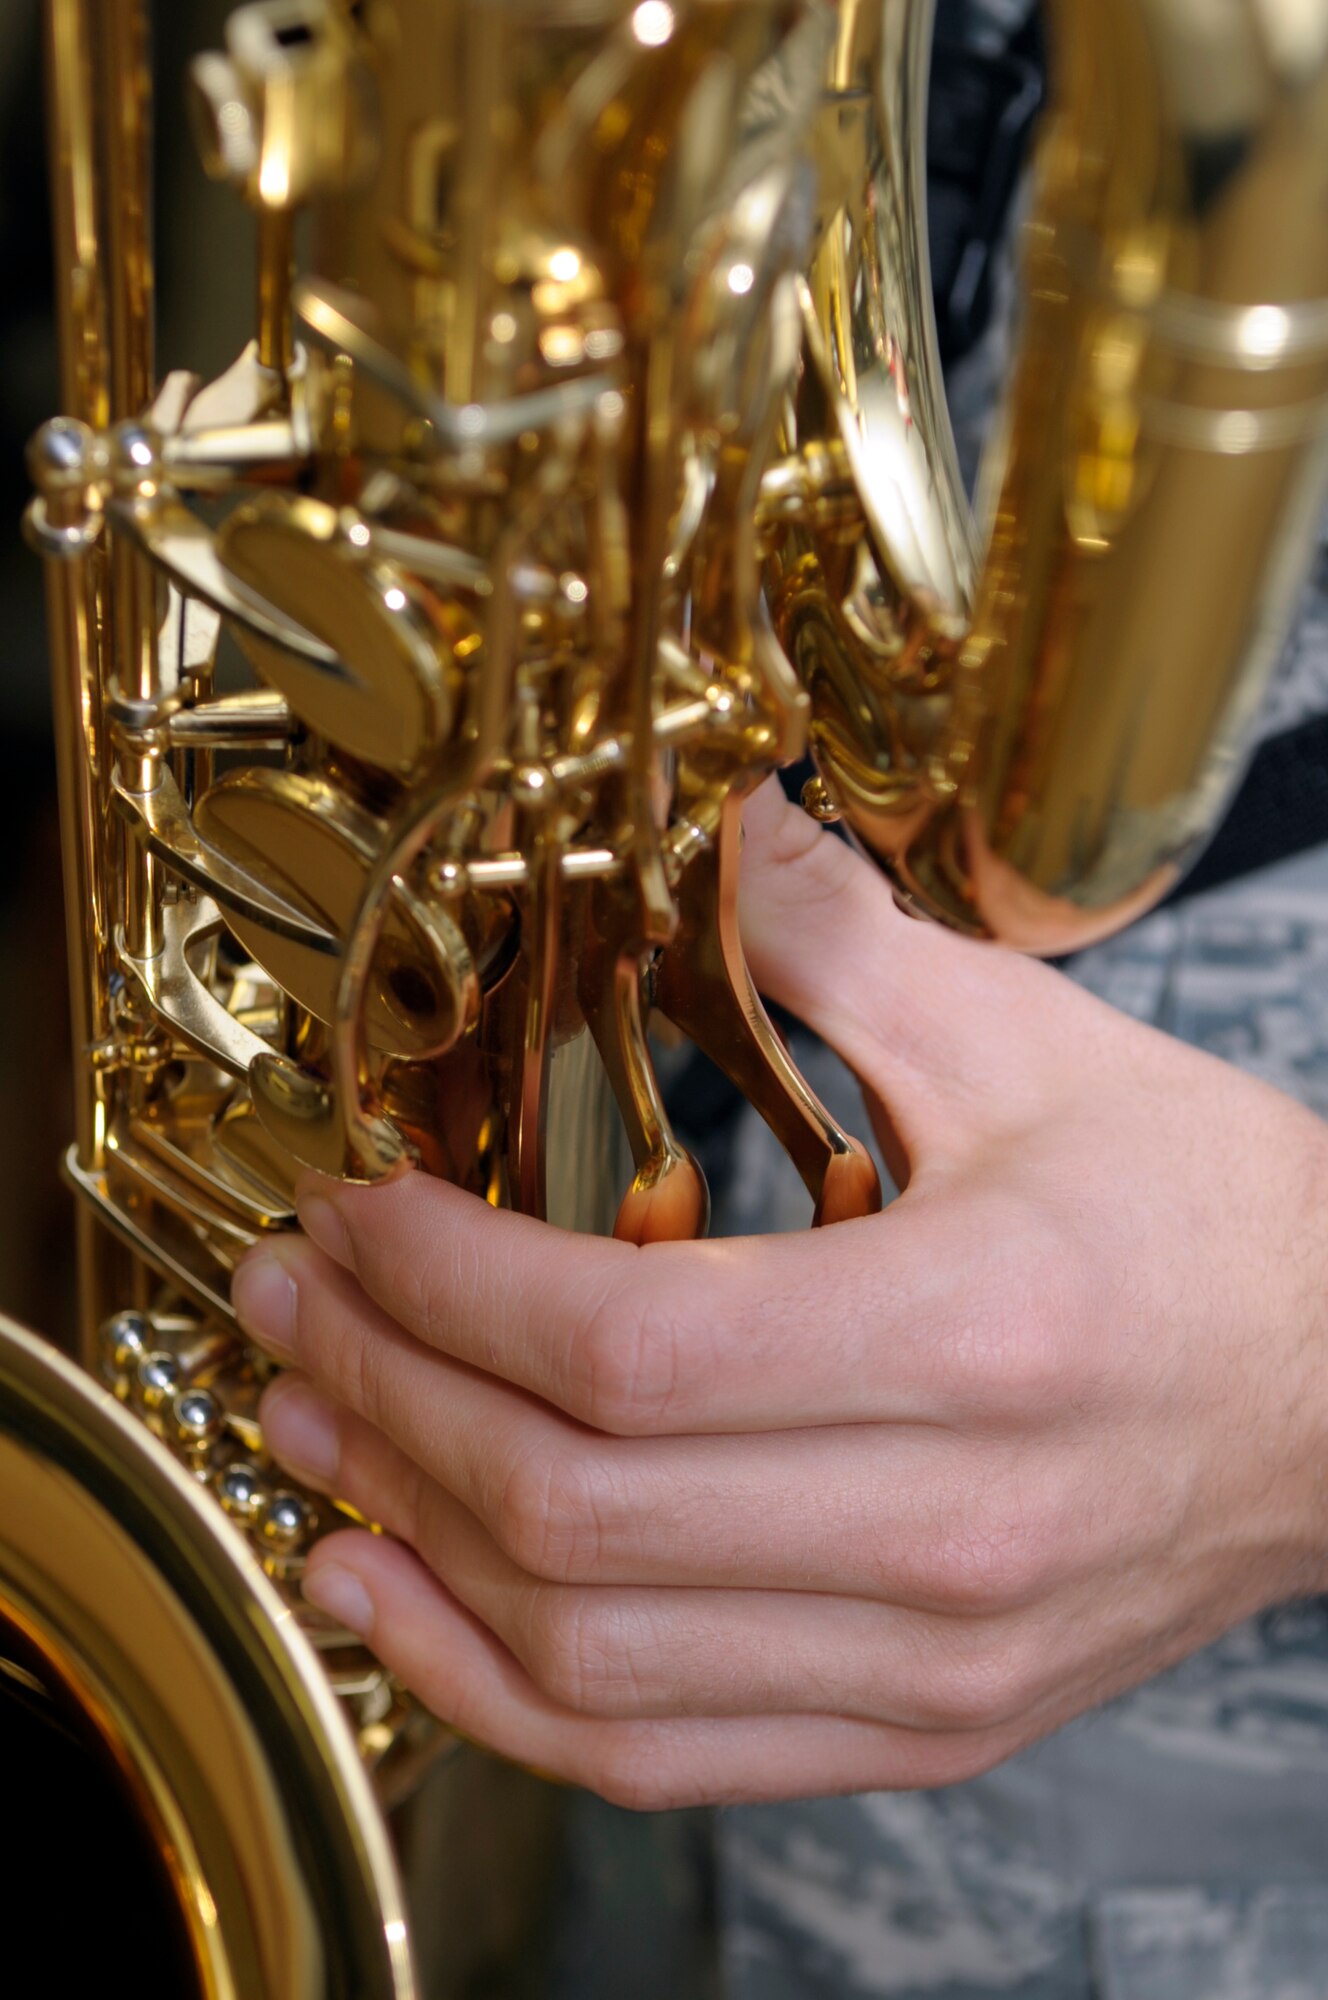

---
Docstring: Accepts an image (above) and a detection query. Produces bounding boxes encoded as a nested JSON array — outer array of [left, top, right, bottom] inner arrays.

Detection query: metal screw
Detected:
[[136, 1350, 182, 1411], [262, 1490, 310, 1554], [105, 420, 163, 497], [801, 775, 843, 825], [99, 1310, 152, 1382], [216, 1462, 267, 1524], [26, 416, 99, 496], [172, 1388, 223, 1454]]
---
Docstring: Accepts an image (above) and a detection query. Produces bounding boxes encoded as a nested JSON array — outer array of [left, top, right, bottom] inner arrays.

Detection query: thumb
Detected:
[[736, 779, 1050, 1159]]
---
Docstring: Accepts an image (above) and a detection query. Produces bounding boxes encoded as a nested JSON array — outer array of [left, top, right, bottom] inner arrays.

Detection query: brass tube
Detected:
[[40, 0, 119, 1353], [100, 0, 154, 420], [41, 541, 109, 1172], [45, 0, 108, 431], [257, 208, 296, 374], [98, 0, 162, 960]]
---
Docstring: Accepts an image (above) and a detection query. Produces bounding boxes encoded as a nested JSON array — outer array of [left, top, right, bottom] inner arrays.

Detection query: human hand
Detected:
[[232, 779, 1328, 1810]]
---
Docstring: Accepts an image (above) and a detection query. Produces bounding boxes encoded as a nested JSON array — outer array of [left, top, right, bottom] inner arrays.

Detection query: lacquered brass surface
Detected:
[[0, 1315, 414, 1999], [777, 0, 1328, 950], [21, 0, 1328, 1991]]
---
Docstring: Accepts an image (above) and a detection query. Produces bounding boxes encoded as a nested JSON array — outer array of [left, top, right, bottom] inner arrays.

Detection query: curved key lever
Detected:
[[249, 1052, 412, 1185], [655, 788, 881, 1227], [578, 880, 709, 1246]]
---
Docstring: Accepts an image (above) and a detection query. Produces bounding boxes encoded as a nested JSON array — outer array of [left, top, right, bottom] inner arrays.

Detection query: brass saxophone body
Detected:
[[6, 0, 1328, 1992]]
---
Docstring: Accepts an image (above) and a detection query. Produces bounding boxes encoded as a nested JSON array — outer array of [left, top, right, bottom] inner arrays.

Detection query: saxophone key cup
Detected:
[[248, 1048, 413, 1182], [216, 494, 475, 775], [194, 766, 483, 1061]]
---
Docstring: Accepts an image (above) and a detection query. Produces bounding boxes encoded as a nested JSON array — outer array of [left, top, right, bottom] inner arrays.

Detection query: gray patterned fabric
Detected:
[[713, 775, 1328, 2000], [719, 1596, 1328, 1998]]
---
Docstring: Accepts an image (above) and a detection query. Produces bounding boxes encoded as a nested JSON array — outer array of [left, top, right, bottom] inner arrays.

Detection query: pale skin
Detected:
[[232, 778, 1328, 1812]]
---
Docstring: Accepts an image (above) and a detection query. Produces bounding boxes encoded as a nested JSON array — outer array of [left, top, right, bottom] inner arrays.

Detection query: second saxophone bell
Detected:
[[776, 0, 1328, 954]]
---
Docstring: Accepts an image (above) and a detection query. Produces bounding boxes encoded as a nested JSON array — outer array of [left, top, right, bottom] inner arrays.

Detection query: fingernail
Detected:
[[232, 1254, 297, 1361], [261, 1377, 340, 1485], [304, 1563, 374, 1640], [299, 1195, 350, 1265]]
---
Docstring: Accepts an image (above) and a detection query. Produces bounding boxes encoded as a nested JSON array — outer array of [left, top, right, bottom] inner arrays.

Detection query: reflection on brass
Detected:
[[776, 0, 1328, 952], [18, 0, 1328, 1990], [196, 766, 480, 1061], [0, 1315, 413, 1998], [218, 495, 470, 775]]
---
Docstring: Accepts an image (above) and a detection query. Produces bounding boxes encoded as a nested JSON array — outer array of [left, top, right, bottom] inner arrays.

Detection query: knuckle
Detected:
[[342, 1319, 390, 1430], [921, 1493, 1059, 1615], [492, 1443, 610, 1581], [921, 1635, 1041, 1732], [387, 1462, 437, 1555], [576, 1283, 684, 1436], [522, 1591, 587, 1707], [942, 1213, 1085, 1420], [523, 1590, 628, 1714], [989, 1309, 1067, 1417], [380, 1246, 433, 1340]]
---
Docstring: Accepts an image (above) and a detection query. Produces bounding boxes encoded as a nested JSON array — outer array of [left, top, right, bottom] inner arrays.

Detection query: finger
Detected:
[[737, 777, 1080, 1151], [299, 1530, 1023, 1807], [238, 1168, 1012, 1437], [285, 1406, 1036, 1729], [256, 1337, 1083, 1611]]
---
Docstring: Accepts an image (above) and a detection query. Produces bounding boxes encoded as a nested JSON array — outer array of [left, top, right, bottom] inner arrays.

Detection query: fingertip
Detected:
[[231, 1247, 300, 1361], [295, 1183, 353, 1265], [302, 1560, 376, 1640], [306, 1525, 433, 1602], [304, 1528, 530, 1744], [303, 1527, 419, 1640], [259, 1372, 341, 1487], [739, 771, 794, 843]]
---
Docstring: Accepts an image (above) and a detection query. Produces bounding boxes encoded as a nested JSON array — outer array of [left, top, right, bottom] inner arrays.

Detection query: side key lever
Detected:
[[655, 789, 882, 1228]]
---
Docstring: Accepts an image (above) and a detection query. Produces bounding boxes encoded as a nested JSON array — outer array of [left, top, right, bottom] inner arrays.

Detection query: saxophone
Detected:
[[7, 0, 1328, 1992]]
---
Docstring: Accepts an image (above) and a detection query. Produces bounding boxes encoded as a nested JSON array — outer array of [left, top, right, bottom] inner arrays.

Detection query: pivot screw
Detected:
[[136, 1350, 182, 1412], [801, 776, 843, 826], [26, 416, 100, 496], [216, 1461, 267, 1525], [261, 1490, 311, 1555], [104, 421, 163, 497], [172, 1388, 223, 1458], [99, 1310, 152, 1385]]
